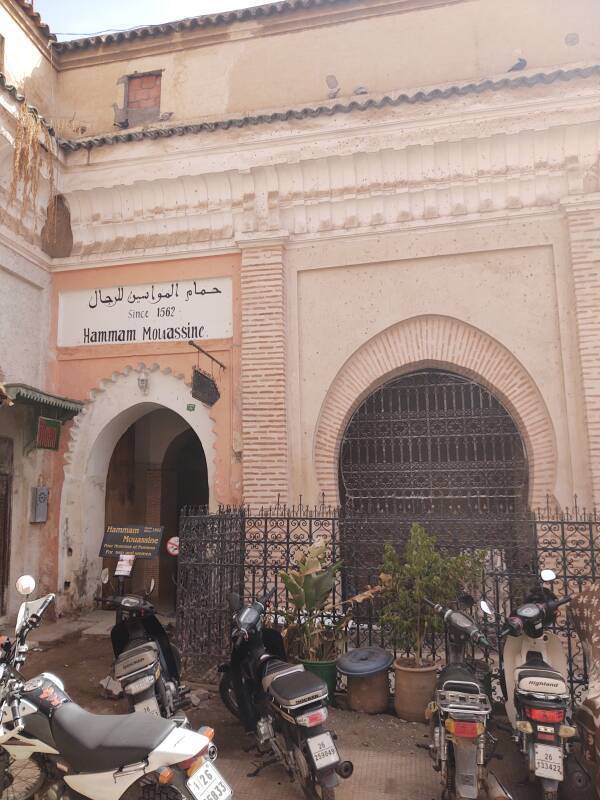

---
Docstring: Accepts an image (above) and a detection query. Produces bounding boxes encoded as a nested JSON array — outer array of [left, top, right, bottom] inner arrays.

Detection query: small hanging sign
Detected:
[[191, 367, 220, 407], [36, 417, 61, 450]]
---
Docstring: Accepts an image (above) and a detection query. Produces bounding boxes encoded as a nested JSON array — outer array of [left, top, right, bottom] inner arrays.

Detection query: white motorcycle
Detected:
[[0, 575, 233, 800], [496, 569, 574, 800]]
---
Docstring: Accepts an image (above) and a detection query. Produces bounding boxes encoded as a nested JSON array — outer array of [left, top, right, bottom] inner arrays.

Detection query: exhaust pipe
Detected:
[[335, 760, 354, 779]]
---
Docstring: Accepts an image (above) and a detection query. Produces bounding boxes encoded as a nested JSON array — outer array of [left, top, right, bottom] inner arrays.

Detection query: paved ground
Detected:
[[13, 618, 537, 800]]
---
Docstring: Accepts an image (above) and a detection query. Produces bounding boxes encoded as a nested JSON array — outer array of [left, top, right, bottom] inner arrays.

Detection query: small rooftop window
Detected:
[[116, 71, 162, 128]]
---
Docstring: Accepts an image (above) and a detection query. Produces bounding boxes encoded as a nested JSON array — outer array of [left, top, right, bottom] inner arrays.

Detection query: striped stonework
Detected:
[[565, 197, 600, 504], [314, 314, 556, 507], [239, 237, 289, 506]]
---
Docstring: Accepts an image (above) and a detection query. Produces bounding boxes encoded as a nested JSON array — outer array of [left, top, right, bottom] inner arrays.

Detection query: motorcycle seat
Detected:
[[516, 663, 567, 695], [437, 664, 479, 693], [52, 702, 175, 773], [261, 658, 304, 693], [268, 667, 329, 709]]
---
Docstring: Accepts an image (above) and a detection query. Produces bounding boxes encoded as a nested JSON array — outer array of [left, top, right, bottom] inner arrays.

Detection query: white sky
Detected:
[[34, 1, 267, 41]]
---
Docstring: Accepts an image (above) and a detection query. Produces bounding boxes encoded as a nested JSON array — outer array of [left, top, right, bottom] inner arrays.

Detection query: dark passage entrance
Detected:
[[339, 369, 529, 515], [104, 409, 208, 611]]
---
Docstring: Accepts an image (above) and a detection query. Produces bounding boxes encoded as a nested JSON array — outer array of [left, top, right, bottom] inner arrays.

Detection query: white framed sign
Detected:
[[58, 276, 232, 347]]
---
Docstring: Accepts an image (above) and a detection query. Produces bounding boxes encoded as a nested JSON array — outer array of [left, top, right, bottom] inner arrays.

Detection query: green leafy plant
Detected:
[[380, 524, 485, 667], [280, 539, 348, 662]]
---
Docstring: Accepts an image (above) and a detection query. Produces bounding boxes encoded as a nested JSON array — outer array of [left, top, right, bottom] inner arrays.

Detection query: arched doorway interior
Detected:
[[104, 408, 208, 610]]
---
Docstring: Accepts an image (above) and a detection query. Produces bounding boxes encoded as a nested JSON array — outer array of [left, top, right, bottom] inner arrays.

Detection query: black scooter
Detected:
[[426, 597, 512, 800], [218, 589, 353, 800], [100, 567, 189, 718]]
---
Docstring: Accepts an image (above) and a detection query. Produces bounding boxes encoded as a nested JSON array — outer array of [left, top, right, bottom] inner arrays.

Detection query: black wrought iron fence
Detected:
[[177, 498, 600, 701]]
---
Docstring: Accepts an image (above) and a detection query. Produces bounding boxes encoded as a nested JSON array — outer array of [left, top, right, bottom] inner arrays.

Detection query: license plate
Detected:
[[187, 761, 232, 800], [134, 696, 160, 716], [307, 732, 339, 769], [534, 744, 563, 780]]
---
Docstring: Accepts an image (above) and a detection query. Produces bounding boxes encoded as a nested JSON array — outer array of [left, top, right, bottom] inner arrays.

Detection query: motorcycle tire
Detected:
[[292, 742, 335, 800], [122, 774, 188, 799], [219, 672, 241, 720], [0, 749, 44, 800]]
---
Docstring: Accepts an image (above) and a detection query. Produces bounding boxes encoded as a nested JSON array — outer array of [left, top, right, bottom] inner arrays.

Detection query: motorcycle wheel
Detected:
[[0, 750, 44, 800], [292, 743, 335, 800], [122, 774, 187, 799], [219, 672, 241, 720]]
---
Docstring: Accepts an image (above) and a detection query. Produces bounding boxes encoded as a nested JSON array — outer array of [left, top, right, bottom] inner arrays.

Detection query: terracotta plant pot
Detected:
[[393, 658, 437, 722]]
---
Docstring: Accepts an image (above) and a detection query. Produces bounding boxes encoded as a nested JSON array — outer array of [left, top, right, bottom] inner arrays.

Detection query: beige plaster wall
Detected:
[[0, 2, 56, 117], [55, 0, 600, 136], [0, 244, 49, 387], [288, 217, 587, 509]]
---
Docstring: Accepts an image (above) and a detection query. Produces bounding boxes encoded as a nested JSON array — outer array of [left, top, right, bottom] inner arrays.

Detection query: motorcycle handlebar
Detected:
[[548, 595, 572, 611], [258, 587, 276, 609], [24, 594, 56, 632]]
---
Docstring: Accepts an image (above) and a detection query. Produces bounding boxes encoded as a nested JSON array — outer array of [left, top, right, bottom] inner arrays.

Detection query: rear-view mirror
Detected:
[[480, 598, 496, 617], [16, 575, 36, 596], [541, 569, 557, 583]]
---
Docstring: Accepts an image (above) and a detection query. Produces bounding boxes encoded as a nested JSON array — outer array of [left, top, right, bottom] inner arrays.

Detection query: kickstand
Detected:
[[247, 755, 279, 778]]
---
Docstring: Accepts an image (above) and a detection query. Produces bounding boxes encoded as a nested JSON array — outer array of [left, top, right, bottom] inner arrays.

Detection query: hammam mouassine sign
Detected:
[[57, 277, 232, 347]]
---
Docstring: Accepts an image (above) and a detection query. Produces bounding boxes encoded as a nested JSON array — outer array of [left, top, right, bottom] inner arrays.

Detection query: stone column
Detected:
[[564, 194, 600, 504], [238, 234, 290, 507]]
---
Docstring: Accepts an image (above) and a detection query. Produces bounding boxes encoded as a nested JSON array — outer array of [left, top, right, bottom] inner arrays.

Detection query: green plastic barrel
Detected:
[[301, 659, 337, 704]]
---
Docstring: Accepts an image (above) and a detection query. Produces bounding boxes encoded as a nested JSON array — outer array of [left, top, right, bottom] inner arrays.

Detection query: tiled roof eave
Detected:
[[12, 0, 56, 43], [5, 384, 83, 414], [57, 65, 600, 152], [52, 0, 354, 53], [0, 73, 56, 135]]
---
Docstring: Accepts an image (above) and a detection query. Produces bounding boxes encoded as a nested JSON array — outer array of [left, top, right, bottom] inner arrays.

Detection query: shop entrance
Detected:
[[104, 408, 208, 611], [0, 438, 12, 614]]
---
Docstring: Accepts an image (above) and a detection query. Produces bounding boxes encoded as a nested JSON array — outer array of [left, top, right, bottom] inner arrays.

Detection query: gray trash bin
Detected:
[[337, 647, 393, 714]]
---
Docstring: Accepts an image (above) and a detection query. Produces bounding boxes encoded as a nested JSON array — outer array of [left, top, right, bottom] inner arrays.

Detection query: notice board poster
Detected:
[[100, 525, 163, 559]]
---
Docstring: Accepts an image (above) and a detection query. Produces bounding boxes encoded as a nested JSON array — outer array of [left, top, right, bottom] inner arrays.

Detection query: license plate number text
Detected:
[[187, 761, 232, 800], [307, 732, 339, 769]]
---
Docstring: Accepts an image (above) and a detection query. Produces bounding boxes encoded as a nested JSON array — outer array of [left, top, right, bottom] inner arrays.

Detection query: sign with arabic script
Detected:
[[57, 277, 232, 347]]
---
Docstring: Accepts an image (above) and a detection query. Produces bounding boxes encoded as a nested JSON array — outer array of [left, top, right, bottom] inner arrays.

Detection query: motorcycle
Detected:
[[425, 596, 512, 800], [0, 574, 232, 800], [494, 569, 575, 800], [100, 566, 190, 718], [565, 580, 600, 798], [218, 589, 353, 800]]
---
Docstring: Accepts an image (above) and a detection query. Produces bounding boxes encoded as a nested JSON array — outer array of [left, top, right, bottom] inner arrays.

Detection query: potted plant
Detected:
[[280, 539, 348, 702], [380, 523, 484, 722]]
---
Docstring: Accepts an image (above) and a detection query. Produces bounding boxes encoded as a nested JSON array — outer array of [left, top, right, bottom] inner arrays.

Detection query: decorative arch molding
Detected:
[[314, 315, 557, 507], [58, 363, 217, 610]]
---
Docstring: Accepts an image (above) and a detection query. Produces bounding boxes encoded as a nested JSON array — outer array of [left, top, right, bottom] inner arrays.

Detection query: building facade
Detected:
[[0, 0, 599, 614]]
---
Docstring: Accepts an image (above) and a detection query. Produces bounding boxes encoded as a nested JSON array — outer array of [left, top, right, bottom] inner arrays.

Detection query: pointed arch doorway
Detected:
[[104, 408, 208, 610]]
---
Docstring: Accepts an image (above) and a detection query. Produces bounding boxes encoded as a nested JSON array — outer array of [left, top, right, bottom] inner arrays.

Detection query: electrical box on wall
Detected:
[[30, 486, 49, 523]]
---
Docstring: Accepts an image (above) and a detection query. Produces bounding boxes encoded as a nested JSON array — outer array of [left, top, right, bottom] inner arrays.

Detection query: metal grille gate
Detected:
[[340, 369, 529, 515], [177, 502, 600, 701]]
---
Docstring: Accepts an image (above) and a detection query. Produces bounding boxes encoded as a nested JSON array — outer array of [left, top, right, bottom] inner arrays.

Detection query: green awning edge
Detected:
[[5, 384, 84, 415]]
